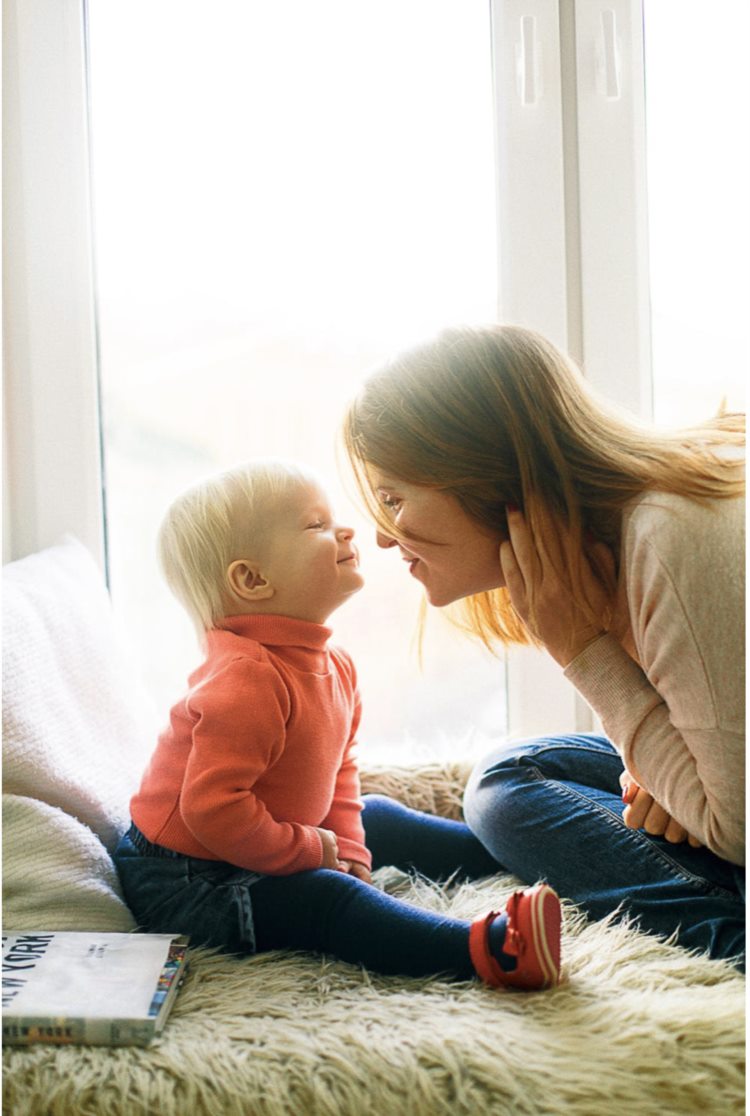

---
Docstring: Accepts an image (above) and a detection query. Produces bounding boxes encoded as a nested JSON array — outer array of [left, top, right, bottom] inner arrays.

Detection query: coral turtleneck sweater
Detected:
[[130, 614, 371, 875]]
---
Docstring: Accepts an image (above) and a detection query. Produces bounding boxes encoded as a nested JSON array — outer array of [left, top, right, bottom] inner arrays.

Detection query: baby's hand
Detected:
[[338, 860, 373, 886], [619, 771, 702, 847], [316, 828, 345, 870]]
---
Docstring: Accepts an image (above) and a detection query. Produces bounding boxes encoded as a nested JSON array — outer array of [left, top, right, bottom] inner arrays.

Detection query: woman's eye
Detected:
[[379, 494, 401, 511]]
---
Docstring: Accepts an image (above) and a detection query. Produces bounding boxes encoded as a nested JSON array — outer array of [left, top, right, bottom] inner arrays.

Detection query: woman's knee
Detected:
[[463, 745, 536, 841], [463, 734, 621, 831]]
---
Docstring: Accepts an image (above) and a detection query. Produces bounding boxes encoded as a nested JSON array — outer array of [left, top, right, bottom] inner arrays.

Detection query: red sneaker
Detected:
[[469, 884, 562, 990]]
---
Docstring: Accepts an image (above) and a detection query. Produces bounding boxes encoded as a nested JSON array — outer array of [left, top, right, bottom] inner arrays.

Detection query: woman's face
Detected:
[[371, 474, 506, 607]]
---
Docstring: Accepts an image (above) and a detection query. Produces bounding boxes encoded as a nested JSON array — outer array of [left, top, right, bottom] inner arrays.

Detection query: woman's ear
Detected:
[[226, 560, 275, 602]]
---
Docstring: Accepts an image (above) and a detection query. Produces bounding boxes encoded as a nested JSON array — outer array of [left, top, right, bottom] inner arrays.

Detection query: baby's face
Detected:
[[258, 480, 364, 624]]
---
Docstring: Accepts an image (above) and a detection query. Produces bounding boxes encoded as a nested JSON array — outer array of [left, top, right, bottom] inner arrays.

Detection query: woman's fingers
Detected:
[[527, 501, 565, 567], [642, 800, 674, 836], [505, 506, 541, 584], [620, 776, 638, 805], [663, 817, 689, 844], [623, 787, 666, 832], [503, 504, 611, 666], [499, 539, 528, 619], [622, 785, 702, 846]]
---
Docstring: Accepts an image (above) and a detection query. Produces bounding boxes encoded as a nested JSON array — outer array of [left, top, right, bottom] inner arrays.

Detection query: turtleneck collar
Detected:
[[213, 613, 333, 651]]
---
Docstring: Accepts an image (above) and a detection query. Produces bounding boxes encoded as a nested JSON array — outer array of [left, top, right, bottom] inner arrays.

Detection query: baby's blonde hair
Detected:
[[158, 459, 315, 634]]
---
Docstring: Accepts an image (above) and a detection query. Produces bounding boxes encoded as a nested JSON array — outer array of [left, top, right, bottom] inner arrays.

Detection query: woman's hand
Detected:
[[500, 504, 615, 667], [620, 772, 703, 847]]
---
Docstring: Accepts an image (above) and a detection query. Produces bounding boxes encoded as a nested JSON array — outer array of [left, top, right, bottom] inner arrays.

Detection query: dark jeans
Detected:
[[463, 734, 745, 970], [113, 795, 499, 978]]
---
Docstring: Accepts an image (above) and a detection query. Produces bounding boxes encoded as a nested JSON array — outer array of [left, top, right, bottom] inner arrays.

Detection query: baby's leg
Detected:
[[252, 866, 476, 978], [361, 794, 501, 880], [252, 868, 562, 989]]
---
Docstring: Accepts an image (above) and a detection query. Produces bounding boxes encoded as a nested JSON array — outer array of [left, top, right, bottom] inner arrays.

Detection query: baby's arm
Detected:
[[180, 657, 328, 874], [318, 685, 372, 871]]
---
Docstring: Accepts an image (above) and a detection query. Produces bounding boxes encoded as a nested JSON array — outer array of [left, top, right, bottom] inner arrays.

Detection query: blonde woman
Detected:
[[343, 324, 745, 969]]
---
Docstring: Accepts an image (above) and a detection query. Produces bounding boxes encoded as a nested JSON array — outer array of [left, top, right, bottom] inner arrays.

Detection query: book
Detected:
[[2, 931, 189, 1047]]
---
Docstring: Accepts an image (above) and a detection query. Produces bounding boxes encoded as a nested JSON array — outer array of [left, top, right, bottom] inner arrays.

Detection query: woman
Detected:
[[343, 324, 745, 968]]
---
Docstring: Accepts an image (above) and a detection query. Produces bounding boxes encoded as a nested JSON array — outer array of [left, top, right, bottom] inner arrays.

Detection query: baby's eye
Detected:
[[306, 520, 326, 530]]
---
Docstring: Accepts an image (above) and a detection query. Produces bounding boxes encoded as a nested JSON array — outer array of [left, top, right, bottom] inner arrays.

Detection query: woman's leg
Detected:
[[463, 734, 745, 969], [361, 794, 499, 879]]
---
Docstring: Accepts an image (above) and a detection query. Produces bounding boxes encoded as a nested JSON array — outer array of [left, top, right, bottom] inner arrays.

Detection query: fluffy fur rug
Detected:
[[3, 764, 745, 1116]]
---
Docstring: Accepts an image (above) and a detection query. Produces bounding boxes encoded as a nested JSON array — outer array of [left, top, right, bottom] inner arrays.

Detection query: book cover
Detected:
[[2, 931, 189, 1047]]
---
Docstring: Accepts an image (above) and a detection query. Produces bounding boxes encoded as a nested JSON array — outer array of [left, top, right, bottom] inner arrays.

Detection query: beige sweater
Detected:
[[565, 489, 745, 865]]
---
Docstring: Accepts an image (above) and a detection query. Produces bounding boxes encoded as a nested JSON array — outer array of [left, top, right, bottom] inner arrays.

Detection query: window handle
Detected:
[[516, 15, 541, 106], [597, 8, 621, 99]]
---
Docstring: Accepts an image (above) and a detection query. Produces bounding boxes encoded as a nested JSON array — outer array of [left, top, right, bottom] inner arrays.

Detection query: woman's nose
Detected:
[[376, 530, 398, 549]]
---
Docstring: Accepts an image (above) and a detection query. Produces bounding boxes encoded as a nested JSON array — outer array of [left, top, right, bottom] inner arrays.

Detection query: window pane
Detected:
[[644, 0, 750, 425], [87, 0, 504, 761]]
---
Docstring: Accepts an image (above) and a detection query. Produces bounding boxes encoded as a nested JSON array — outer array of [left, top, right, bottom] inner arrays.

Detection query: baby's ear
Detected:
[[226, 560, 275, 602]]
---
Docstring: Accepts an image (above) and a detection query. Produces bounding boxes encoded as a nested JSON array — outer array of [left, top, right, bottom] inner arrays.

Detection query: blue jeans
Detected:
[[113, 795, 500, 978], [463, 734, 745, 970]]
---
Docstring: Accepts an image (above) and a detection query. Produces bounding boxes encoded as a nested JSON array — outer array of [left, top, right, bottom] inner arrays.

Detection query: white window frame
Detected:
[[491, 0, 651, 735], [3, 0, 105, 570], [2, 0, 652, 739]]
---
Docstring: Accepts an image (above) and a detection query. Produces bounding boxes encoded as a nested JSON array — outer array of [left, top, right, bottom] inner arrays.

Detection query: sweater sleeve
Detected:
[[319, 656, 371, 868], [565, 496, 745, 865], [179, 657, 324, 874]]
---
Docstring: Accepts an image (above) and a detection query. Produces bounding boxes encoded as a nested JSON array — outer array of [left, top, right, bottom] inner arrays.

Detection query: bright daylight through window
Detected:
[[643, 0, 748, 425], [87, 0, 504, 761], [87, 0, 749, 760]]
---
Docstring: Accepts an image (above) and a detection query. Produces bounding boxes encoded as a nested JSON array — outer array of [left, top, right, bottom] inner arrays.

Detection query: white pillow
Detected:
[[2, 795, 136, 931], [2, 536, 158, 931], [2, 536, 155, 854]]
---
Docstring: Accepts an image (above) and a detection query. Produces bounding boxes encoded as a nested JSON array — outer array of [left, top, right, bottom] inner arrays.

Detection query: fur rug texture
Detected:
[[3, 764, 745, 1116]]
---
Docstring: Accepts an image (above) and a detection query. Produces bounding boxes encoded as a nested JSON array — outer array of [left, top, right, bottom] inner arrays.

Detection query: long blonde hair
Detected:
[[343, 324, 745, 647]]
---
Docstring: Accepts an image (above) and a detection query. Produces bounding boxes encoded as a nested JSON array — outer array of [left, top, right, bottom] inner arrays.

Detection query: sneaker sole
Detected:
[[527, 884, 561, 987]]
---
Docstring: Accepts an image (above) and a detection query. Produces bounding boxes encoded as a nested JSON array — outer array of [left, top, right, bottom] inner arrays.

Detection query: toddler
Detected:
[[114, 460, 562, 990]]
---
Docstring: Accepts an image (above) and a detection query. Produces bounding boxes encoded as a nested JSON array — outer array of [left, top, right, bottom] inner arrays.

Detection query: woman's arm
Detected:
[[503, 497, 745, 864]]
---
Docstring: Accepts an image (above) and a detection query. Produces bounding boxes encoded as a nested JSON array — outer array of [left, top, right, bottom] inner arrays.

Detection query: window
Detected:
[[87, 0, 505, 761], [6, 1, 746, 752], [643, 0, 749, 425]]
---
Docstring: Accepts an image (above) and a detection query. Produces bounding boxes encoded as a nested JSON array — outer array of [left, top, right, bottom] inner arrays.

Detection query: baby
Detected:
[[114, 460, 562, 990]]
